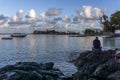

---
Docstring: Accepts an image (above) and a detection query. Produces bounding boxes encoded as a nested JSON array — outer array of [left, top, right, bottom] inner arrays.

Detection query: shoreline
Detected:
[[0, 49, 120, 80], [72, 49, 120, 80]]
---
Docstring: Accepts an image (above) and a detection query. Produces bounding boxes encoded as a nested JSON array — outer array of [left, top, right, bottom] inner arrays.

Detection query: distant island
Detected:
[[33, 28, 103, 37], [33, 30, 80, 35]]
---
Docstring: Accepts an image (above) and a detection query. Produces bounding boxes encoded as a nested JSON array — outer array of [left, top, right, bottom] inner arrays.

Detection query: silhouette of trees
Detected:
[[110, 11, 120, 30], [33, 30, 79, 35], [84, 29, 95, 35], [102, 14, 111, 32], [102, 11, 120, 33]]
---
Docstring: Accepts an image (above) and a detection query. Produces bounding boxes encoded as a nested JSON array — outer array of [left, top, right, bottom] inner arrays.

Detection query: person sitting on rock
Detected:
[[92, 37, 102, 51]]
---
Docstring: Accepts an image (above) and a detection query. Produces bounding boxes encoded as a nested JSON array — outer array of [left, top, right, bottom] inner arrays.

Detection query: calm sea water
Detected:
[[0, 34, 120, 76]]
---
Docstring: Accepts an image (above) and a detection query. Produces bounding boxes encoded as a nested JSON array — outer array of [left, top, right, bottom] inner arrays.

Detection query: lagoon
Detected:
[[0, 34, 120, 76]]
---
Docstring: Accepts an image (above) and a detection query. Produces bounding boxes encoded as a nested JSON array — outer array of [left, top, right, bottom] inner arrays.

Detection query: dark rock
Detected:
[[0, 62, 65, 80], [0, 71, 21, 80], [15, 62, 42, 69], [44, 75, 54, 80], [59, 76, 73, 80], [107, 71, 120, 80], [71, 50, 120, 80], [0, 65, 15, 74], [41, 62, 54, 70], [15, 65, 39, 71]]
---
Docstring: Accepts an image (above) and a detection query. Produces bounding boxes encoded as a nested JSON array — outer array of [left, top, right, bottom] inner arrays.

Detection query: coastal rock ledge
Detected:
[[0, 62, 72, 80], [72, 49, 120, 80]]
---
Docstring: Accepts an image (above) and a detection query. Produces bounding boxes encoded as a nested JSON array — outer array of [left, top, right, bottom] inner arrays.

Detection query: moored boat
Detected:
[[11, 33, 27, 37], [2, 37, 13, 40]]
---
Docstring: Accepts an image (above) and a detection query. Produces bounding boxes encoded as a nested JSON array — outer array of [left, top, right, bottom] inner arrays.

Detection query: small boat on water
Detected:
[[11, 33, 27, 37], [2, 37, 13, 40]]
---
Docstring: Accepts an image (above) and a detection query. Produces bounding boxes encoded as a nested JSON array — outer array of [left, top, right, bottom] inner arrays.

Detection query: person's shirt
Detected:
[[93, 39, 101, 49]]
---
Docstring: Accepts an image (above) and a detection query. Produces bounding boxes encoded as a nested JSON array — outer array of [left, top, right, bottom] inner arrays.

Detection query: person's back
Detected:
[[93, 37, 101, 49]]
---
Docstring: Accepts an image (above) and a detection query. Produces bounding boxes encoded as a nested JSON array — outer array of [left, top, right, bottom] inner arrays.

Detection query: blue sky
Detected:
[[0, 0, 120, 16], [0, 0, 120, 33]]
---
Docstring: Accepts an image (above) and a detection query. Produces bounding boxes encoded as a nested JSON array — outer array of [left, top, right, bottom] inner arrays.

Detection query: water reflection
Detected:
[[0, 35, 120, 76], [102, 37, 120, 49]]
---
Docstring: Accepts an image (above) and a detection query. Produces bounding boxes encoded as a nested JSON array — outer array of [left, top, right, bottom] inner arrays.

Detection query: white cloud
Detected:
[[0, 14, 8, 25], [25, 9, 36, 23], [9, 9, 24, 25], [73, 16, 81, 23], [94, 8, 101, 17], [12, 15, 17, 22], [76, 10, 84, 17], [0, 6, 105, 32], [62, 15, 71, 22], [45, 8, 62, 16], [76, 6, 104, 20], [29, 9, 36, 18], [80, 19, 85, 26], [89, 20, 95, 27], [83, 6, 92, 19], [26, 9, 36, 18], [40, 12, 46, 19], [9, 9, 23, 24], [16, 9, 24, 21], [74, 5, 105, 29]]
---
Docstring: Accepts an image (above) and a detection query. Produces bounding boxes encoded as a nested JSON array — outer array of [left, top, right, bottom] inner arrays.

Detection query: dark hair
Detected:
[[95, 37, 98, 40]]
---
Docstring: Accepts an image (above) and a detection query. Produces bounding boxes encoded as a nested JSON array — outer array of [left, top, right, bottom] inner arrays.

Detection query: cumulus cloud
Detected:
[[26, 9, 36, 18], [94, 8, 101, 17], [0, 6, 104, 32], [76, 10, 83, 17], [76, 6, 103, 20], [12, 15, 17, 22], [83, 6, 92, 19], [16, 9, 24, 21], [45, 8, 62, 16], [0, 14, 8, 20], [62, 15, 71, 22], [0, 14, 8, 25], [73, 16, 81, 23], [25, 9, 36, 23], [73, 5, 104, 30], [73, 5, 105, 29], [40, 12, 46, 19], [8, 9, 25, 25], [53, 17, 62, 21]]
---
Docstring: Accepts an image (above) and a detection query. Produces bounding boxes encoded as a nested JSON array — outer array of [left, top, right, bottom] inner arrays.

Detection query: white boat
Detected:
[[11, 33, 27, 37]]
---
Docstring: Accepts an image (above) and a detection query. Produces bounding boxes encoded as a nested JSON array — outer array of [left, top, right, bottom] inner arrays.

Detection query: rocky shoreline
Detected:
[[0, 62, 72, 80], [72, 49, 120, 80], [0, 49, 120, 80]]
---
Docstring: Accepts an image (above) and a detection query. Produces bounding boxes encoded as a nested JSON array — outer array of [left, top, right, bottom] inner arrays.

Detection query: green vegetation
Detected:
[[33, 30, 80, 35], [84, 29, 102, 36], [102, 11, 120, 33], [84, 29, 95, 35]]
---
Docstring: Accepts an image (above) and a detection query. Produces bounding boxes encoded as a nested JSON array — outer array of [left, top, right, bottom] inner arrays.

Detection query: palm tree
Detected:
[[102, 14, 111, 32]]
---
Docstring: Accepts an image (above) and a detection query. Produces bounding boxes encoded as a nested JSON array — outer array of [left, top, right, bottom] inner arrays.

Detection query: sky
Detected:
[[0, 0, 120, 33]]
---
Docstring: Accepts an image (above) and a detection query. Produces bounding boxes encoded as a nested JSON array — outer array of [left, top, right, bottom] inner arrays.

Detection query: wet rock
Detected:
[[41, 62, 54, 70], [107, 71, 120, 80], [0, 71, 21, 80], [0, 65, 15, 74], [0, 62, 66, 80], [71, 50, 120, 80], [44, 75, 54, 80]]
